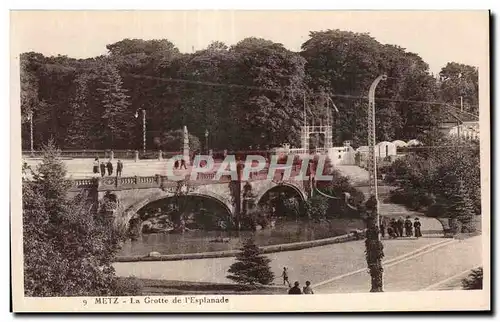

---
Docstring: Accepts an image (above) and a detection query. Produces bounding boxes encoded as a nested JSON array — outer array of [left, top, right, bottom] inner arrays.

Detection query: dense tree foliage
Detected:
[[364, 196, 384, 292], [22, 141, 127, 296], [20, 32, 478, 151], [438, 62, 479, 114], [384, 137, 480, 231]]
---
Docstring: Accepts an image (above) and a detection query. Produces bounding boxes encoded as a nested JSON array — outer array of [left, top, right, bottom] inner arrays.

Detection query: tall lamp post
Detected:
[[135, 109, 146, 155], [27, 111, 34, 155], [365, 74, 387, 294], [367, 74, 387, 234], [205, 129, 209, 154]]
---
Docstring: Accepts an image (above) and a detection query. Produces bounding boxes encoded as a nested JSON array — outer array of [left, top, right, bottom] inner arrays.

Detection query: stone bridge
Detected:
[[69, 171, 310, 225]]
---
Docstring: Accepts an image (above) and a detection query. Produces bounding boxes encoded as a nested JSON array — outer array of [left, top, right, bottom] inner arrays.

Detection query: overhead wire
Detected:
[[125, 72, 479, 114]]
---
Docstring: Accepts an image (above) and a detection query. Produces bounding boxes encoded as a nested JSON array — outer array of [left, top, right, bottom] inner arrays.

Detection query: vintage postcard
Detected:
[[10, 10, 490, 312]]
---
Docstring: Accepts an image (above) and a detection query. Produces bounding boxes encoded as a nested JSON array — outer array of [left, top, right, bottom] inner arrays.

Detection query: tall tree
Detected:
[[439, 62, 479, 114], [301, 30, 440, 145], [23, 141, 124, 296], [65, 72, 97, 148], [95, 61, 132, 149], [228, 37, 307, 149], [447, 179, 476, 233], [227, 238, 274, 285]]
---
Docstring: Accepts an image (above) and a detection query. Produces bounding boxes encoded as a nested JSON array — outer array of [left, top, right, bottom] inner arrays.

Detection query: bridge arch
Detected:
[[120, 190, 234, 225], [254, 181, 307, 206]]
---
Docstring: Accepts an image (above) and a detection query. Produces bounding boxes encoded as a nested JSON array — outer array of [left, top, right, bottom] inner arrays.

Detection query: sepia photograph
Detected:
[[10, 9, 490, 312]]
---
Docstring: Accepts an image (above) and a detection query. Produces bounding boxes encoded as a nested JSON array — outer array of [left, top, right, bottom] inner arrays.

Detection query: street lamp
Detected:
[[205, 129, 209, 154], [26, 111, 34, 155], [135, 109, 146, 155], [367, 74, 387, 237]]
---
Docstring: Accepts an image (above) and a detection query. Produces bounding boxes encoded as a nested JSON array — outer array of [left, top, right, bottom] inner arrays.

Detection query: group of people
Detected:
[[281, 267, 314, 295], [92, 158, 123, 177], [380, 216, 422, 239], [173, 159, 188, 170]]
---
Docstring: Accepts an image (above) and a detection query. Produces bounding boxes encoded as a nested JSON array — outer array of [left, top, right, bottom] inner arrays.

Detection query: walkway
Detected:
[[24, 159, 212, 180], [114, 237, 447, 287], [315, 235, 482, 293]]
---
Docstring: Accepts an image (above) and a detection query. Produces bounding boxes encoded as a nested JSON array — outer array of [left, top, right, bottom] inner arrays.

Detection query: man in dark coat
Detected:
[[106, 160, 113, 176], [389, 218, 398, 237], [288, 281, 302, 295], [116, 160, 123, 176], [405, 216, 413, 237], [100, 162, 106, 177], [397, 217, 405, 237], [180, 158, 187, 169], [379, 217, 386, 238]]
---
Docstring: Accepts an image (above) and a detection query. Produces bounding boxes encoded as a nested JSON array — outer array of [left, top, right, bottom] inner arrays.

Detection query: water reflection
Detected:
[[118, 218, 364, 256]]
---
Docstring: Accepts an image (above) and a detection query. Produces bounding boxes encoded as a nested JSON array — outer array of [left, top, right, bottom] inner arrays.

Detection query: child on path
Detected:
[[281, 267, 291, 287]]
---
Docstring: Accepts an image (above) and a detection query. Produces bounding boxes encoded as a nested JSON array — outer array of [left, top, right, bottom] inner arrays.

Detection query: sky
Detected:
[[10, 10, 489, 75]]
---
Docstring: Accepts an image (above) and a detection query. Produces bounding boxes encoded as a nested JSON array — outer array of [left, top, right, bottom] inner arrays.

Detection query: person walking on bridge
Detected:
[[116, 160, 123, 177], [99, 162, 106, 177], [180, 158, 187, 169], [93, 158, 99, 175], [106, 160, 113, 176]]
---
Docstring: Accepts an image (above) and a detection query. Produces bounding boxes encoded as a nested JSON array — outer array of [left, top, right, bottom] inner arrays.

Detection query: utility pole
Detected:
[[27, 111, 34, 155], [142, 109, 146, 155], [205, 129, 209, 154], [135, 109, 146, 155], [367, 75, 387, 234]]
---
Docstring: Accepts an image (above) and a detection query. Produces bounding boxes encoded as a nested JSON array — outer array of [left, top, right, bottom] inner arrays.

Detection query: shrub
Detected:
[[305, 195, 329, 219], [462, 267, 483, 290], [227, 238, 274, 285], [111, 277, 144, 296]]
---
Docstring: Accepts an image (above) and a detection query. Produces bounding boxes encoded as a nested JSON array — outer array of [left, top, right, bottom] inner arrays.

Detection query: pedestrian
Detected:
[[405, 216, 413, 237], [414, 217, 422, 238], [106, 159, 113, 176], [116, 160, 123, 177], [93, 158, 99, 174], [390, 218, 398, 237], [281, 267, 291, 287], [397, 216, 405, 237], [180, 158, 187, 169], [387, 225, 395, 238], [99, 162, 106, 177], [174, 160, 179, 170], [302, 281, 314, 294], [380, 217, 386, 238], [288, 281, 302, 294]]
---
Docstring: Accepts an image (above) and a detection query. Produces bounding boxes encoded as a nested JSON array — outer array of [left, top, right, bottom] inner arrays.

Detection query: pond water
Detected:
[[118, 218, 364, 257]]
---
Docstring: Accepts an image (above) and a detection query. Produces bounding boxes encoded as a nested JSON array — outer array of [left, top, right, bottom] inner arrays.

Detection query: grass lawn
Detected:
[[122, 278, 286, 295]]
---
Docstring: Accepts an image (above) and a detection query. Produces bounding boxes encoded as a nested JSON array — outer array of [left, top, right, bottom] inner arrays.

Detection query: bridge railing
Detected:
[[68, 163, 306, 191], [22, 149, 182, 160]]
